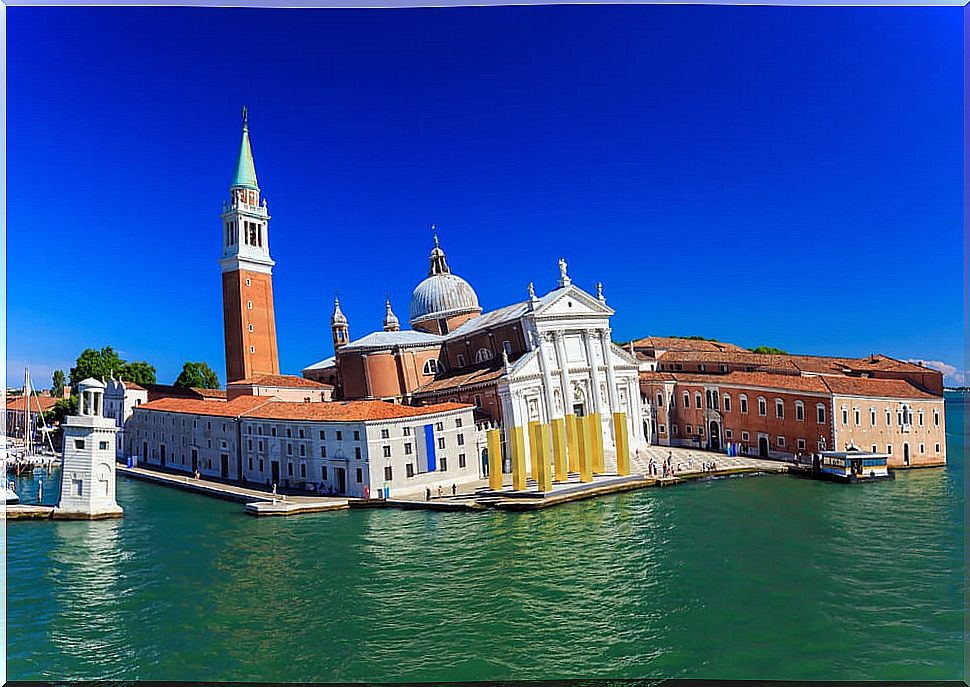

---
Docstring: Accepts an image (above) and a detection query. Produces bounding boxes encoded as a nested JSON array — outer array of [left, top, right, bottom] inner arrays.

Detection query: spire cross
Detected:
[[242, 105, 248, 129]]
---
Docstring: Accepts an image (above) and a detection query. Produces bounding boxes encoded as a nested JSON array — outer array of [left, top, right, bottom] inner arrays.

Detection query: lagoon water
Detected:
[[6, 396, 965, 682]]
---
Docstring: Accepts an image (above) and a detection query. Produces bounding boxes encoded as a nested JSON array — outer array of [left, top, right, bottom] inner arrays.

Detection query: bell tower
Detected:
[[220, 106, 280, 383], [331, 296, 350, 352]]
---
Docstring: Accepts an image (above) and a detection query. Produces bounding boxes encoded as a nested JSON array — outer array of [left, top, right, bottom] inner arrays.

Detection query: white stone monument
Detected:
[[54, 378, 123, 519]]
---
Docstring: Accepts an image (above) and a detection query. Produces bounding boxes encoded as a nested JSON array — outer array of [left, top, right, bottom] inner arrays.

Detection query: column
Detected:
[[509, 425, 527, 491], [537, 333, 567, 481], [565, 413, 580, 473], [554, 331, 578, 475], [487, 427, 503, 491], [613, 411, 630, 476], [584, 330, 606, 474], [529, 420, 552, 492], [576, 413, 594, 483]]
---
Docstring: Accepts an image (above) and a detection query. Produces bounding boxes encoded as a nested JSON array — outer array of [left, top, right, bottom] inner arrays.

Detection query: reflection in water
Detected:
[[6, 399, 965, 682]]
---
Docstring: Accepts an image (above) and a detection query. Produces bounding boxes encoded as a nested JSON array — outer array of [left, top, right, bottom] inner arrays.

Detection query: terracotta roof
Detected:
[[135, 395, 272, 418], [116, 380, 146, 391], [638, 371, 676, 383], [820, 376, 937, 400], [243, 400, 472, 422], [144, 384, 227, 401], [5, 395, 60, 413], [843, 355, 933, 375], [632, 336, 745, 353], [412, 359, 508, 395], [229, 374, 332, 389], [658, 350, 800, 370]]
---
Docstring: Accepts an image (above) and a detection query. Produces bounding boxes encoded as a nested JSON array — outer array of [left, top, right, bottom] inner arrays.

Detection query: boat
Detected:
[[788, 447, 894, 483], [3, 478, 19, 505]]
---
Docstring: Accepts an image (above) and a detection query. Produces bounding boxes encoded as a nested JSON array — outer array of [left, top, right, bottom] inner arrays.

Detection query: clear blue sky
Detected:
[[7, 6, 964, 388]]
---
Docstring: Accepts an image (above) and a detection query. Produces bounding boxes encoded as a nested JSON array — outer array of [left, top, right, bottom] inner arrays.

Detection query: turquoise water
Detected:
[[7, 396, 965, 682]]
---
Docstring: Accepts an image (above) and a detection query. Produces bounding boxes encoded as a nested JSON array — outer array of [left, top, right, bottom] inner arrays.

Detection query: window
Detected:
[[870, 408, 877, 426], [758, 398, 767, 416], [320, 446, 327, 457], [382, 445, 391, 458], [435, 422, 443, 431], [287, 428, 292, 438], [686, 424, 693, 434], [659, 425, 666, 434], [381, 428, 390, 439], [259, 459, 264, 471], [699, 364, 707, 372], [459, 453, 466, 468], [456, 354, 465, 367], [934, 410, 940, 426], [474, 395, 482, 407], [797, 438, 806, 450], [817, 404, 826, 423], [842, 408, 849, 425], [886, 409, 892, 426], [457, 433, 465, 446], [887, 444, 893, 456], [356, 468, 363, 483], [353, 430, 360, 441], [854, 408, 861, 426], [336, 430, 343, 440], [503, 340, 512, 354], [740, 395, 748, 414], [319, 430, 325, 440], [918, 410, 924, 426], [725, 429, 733, 439], [404, 442, 412, 455], [287, 463, 293, 476], [935, 443, 941, 453], [775, 400, 784, 419], [871, 445, 877, 453], [795, 401, 804, 421], [355, 447, 361, 459], [439, 457, 448, 471], [406, 463, 415, 478], [656, 393, 664, 407], [474, 348, 493, 363], [403, 426, 411, 436], [248, 439, 253, 450], [247, 301, 253, 310], [321, 466, 328, 480], [422, 359, 440, 375], [777, 436, 785, 447], [98, 441, 108, 450], [245, 278, 251, 286], [723, 395, 731, 412], [271, 427, 276, 437], [248, 457, 253, 470], [300, 444, 305, 457], [259, 440, 264, 451], [695, 393, 702, 409], [919, 443, 925, 454], [299, 429, 305, 439], [74, 439, 85, 449], [719, 364, 727, 372], [455, 418, 463, 428], [672, 424, 679, 435], [698, 426, 705, 436], [301, 463, 307, 478], [741, 431, 749, 442], [384, 465, 393, 481], [287, 443, 293, 456], [438, 437, 445, 450]]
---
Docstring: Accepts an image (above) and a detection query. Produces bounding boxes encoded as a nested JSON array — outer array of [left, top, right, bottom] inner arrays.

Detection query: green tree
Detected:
[[43, 397, 77, 427], [750, 346, 788, 355], [69, 346, 125, 390], [51, 369, 66, 397], [175, 361, 220, 389], [121, 361, 157, 386]]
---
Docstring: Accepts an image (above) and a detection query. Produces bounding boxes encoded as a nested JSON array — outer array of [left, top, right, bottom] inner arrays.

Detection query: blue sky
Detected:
[[6, 6, 964, 388]]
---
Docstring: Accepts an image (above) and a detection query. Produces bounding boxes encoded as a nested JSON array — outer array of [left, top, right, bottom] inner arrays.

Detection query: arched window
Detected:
[[723, 394, 731, 412], [795, 401, 804, 421], [422, 359, 439, 375], [739, 394, 748, 414], [757, 397, 767, 416], [474, 348, 493, 363], [816, 403, 826, 423]]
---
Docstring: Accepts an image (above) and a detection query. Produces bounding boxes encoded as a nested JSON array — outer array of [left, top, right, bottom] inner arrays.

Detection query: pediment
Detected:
[[534, 286, 614, 318]]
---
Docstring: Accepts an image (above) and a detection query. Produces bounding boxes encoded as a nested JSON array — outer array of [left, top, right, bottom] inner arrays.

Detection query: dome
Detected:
[[409, 236, 481, 325], [409, 273, 481, 323]]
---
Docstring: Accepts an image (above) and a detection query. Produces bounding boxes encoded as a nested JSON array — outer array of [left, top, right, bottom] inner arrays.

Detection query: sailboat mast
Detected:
[[24, 366, 31, 454]]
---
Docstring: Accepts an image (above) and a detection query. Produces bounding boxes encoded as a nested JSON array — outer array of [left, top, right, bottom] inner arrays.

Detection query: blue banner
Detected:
[[424, 424, 436, 473]]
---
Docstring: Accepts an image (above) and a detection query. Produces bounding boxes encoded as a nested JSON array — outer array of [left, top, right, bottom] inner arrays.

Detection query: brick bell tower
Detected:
[[220, 106, 280, 383]]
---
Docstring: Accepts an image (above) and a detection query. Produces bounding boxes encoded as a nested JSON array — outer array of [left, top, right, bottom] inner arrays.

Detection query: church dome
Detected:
[[409, 237, 481, 325]]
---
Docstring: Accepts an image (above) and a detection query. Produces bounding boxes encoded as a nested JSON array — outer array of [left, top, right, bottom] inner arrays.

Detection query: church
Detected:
[[303, 237, 648, 473]]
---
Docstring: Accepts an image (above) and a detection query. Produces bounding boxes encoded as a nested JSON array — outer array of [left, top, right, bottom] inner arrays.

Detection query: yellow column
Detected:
[[528, 421, 552, 492], [550, 417, 568, 482], [510, 425, 527, 491], [487, 428, 503, 491], [591, 411, 606, 474], [564, 414, 579, 474], [577, 414, 593, 482], [613, 412, 630, 476]]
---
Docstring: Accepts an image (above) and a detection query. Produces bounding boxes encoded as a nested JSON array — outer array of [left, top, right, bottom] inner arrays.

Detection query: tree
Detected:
[[69, 346, 125, 390], [51, 369, 66, 398], [43, 397, 77, 427], [121, 361, 157, 386], [750, 346, 788, 355], [175, 361, 220, 389]]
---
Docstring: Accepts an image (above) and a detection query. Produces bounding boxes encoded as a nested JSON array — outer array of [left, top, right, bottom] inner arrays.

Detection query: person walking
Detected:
[[451, 483, 457, 497], [437, 485, 443, 499], [426, 487, 431, 501]]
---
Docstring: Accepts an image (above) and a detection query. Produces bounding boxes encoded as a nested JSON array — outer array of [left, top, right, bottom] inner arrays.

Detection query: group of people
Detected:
[[647, 450, 719, 478], [425, 483, 459, 501]]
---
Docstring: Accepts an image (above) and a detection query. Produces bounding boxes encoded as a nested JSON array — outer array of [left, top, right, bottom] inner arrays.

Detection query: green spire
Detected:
[[232, 105, 259, 190]]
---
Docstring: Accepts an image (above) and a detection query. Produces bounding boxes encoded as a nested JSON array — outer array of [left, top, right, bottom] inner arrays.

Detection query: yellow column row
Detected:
[[575, 414, 594, 482], [591, 412, 605, 474], [528, 421, 552, 492], [486, 428, 503, 491], [564, 414, 579, 474]]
